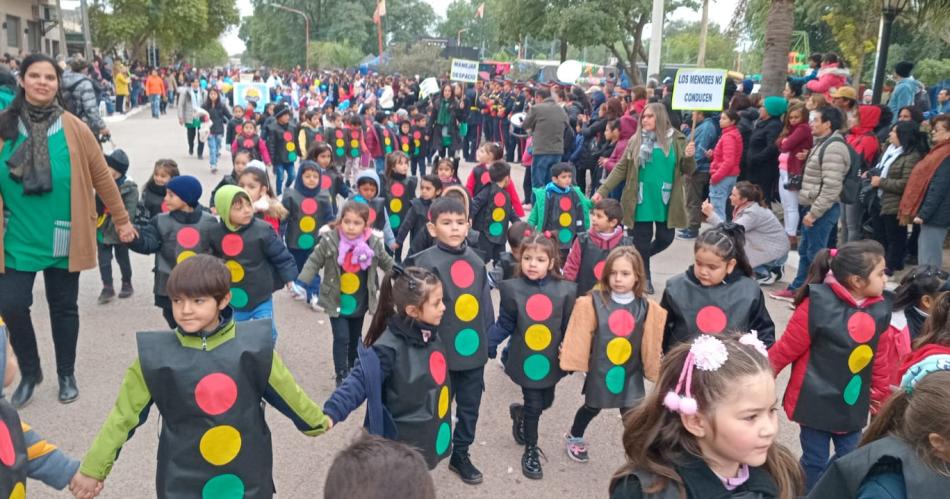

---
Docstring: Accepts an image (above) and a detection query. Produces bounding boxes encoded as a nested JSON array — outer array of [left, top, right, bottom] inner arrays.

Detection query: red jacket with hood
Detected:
[[805, 62, 851, 100], [603, 114, 637, 173], [779, 121, 812, 176], [847, 105, 882, 167]]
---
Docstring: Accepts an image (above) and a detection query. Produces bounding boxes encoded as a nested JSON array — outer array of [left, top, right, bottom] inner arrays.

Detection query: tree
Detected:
[[309, 41, 364, 70], [758, 0, 795, 96], [799, 0, 879, 85], [379, 43, 451, 77], [386, 0, 438, 44], [187, 40, 229, 67], [437, 0, 503, 55], [663, 21, 737, 69]]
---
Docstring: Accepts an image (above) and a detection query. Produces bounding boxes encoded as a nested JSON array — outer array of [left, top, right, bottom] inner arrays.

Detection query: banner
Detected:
[[671, 68, 727, 111], [450, 59, 479, 83], [233, 82, 270, 107]]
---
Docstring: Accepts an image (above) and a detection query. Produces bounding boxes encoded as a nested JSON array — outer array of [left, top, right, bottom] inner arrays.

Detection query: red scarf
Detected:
[[898, 139, 950, 224]]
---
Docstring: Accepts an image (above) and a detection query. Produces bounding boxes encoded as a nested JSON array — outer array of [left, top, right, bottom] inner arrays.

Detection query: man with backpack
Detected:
[[62, 57, 109, 138], [888, 61, 926, 124], [771, 107, 852, 301]]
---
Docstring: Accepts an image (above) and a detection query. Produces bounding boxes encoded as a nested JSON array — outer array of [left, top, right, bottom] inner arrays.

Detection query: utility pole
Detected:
[[697, 0, 709, 66], [79, 0, 93, 60], [266, 3, 311, 69], [55, 0, 66, 57], [647, 0, 665, 79]]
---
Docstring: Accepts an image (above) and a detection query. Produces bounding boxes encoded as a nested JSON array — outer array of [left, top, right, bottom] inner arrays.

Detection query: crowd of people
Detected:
[[0, 46, 946, 499]]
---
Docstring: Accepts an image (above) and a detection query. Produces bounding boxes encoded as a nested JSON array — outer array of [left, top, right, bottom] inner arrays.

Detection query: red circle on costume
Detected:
[[368, 208, 377, 225], [493, 192, 506, 207], [525, 294, 553, 322], [351, 130, 359, 138], [194, 373, 238, 416], [608, 309, 636, 337], [315, 134, 324, 142], [391, 182, 405, 197], [335, 130, 344, 138], [341, 256, 362, 273], [559, 196, 572, 211], [221, 234, 244, 257], [429, 351, 447, 385], [0, 421, 13, 466], [450, 260, 475, 288], [176, 227, 200, 249], [401, 137, 409, 145], [243, 139, 254, 149], [301, 198, 318, 215], [283, 131, 293, 141], [593, 260, 606, 280], [160, 200, 169, 213], [848, 312, 876, 343], [695, 306, 727, 334], [320, 175, 332, 190], [480, 171, 490, 185], [413, 131, 421, 139]]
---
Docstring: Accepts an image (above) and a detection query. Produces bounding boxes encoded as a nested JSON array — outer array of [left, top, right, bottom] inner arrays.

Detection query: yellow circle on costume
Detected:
[[176, 250, 197, 264], [336, 139, 344, 147], [340, 273, 360, 294], [286, 143, 296, 152], [199, 425, 242, 466], [848, 344, 873, 374], [606, 338, 632, 365], [8, 482, 24, 499], [492, 207, 506, 222], [350, 139, 359, 148], [524, 324, 552, 351], [455, 294, 479, 322], [390, 198, 403, 213], [559, 213, 572, 227], [438, 385, 449, 418], [299, 216, 316, 233], [225, 260, 244, 283], [96, 213, 107, 228]]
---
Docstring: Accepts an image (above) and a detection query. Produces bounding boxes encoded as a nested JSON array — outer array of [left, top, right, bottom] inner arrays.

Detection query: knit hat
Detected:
[[274, 103, 292, 120], [105, 149, 130, 176], [763, 96, 788, 118], [741, 78, 754, 95], [895, 61, 914, 78], [167, 175, 202, 207]]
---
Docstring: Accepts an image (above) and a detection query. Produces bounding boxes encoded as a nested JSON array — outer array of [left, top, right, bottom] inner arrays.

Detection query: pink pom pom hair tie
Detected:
[[663, 336, 729, 415]]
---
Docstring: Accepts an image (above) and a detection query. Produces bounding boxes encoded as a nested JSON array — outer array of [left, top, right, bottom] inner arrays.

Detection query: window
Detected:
[[6, 16, 20, 48]]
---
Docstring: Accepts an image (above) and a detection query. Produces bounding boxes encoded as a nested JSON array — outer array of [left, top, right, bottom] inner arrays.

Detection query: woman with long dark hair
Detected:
[[0, 54, 135, 407], [202, 87, 232, 174], [428, 83, 463, 160]]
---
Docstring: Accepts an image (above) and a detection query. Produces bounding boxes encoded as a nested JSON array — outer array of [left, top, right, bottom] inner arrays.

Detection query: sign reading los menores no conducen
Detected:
[[450, 59, 479, 83], [671, 68, 727, 111]]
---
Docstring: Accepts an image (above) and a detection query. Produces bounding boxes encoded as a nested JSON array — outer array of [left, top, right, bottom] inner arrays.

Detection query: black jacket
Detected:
[[918, 157, 950, 228], [610, 455, 780, 499], [742, 117, 783, 200], [203, 101, 232, 135]]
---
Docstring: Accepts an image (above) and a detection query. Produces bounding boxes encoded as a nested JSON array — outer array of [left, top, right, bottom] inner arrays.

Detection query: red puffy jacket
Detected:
[[710, 125, 743, 184]]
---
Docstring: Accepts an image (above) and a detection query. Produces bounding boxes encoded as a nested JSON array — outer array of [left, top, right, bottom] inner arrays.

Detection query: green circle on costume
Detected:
[[297, 234, 315, 249], [96, 231, 103, 243], [558, 228, 572, 244], [389, 214, 401, 229], [288, 152, 298, 162], [229, 288, 248, 309], [523, 354, 550, 381], [435, 422, 451, 455], [488, 222, 503, 237], [350, 149, 359, 157], [455, 328, 480, 356], [340, 294, 357, 316], [843, 375, 862, 406], [202, 474, 245, 499], [605, 366, 626, 395], [336, 147, 345, 156]]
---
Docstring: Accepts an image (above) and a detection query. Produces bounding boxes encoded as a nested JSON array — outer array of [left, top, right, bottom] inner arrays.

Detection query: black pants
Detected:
[[155, 295, 177, 329], [874, 214, 908, 272], [570, 404, 634, 438], [522, 386, 556, 446], [464, 122, 480, 161], [98, 243, 132, 286], [523, 164, 534, 204], [0, 268, 79, 378], [186, 126, 205, 156], [450, 366, 484, 454], [115, 95, 125, 114], [630, 222, 675, 281], [411, 156, 426, 176], [329, 316, 364, 374]]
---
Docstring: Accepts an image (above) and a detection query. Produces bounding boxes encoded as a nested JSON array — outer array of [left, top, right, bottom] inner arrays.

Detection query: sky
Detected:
[[67, 0, 741, 57]]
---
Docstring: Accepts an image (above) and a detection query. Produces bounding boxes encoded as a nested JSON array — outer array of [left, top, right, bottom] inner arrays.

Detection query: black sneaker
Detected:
[[522, 445, 545, 479], [448, 451, 483, 485], [118, 281, 134, 298], [98, 286, 115, 305], [509, 403, 525, 445]]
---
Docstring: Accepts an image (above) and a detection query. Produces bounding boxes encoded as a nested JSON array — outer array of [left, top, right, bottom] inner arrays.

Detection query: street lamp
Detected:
[[264, 3, 311, 69], [870, 0, 910, 104]]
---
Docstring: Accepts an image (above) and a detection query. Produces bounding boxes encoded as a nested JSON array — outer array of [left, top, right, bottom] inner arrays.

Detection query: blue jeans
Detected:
[[709, 175, 737, 221], [232, 298, 277, 343], [150, 94, 160, 118], [789, 203, 841, 290], [531, 154, 561, 189], [754, 254, 788, 277], [373, 157, 386, 176], [207, 134, 222, 168], [274, 162, 295, 196], [799, 425, 861, 491], [290, 248, 320, 301], [105, 97, 115, 115], [130, 84, 141, 108]]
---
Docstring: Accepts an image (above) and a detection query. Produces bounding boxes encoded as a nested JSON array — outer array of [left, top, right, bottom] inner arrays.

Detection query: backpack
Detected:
[[63, 77, 90, 119], [562, 123, 577, 161], [818, 135, 863, 205], [915, 87, 931, 114]]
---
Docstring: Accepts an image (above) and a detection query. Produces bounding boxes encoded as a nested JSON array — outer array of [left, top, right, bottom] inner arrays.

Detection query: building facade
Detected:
[[0, 0, 64, 58]]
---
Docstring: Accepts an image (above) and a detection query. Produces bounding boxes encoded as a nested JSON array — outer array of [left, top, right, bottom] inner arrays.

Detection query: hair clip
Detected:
[[739, 333, 769, 358], [829, 248, 838, 257], [900, 354, 950, 394], [543, 230, 553, 239], [663, 336, 728, 415], [391, 264, 405, 276], [524, 229, 533, 238]]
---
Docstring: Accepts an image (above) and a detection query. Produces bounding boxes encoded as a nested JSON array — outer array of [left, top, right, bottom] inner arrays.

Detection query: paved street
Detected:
[[21, 108, 799, 498]]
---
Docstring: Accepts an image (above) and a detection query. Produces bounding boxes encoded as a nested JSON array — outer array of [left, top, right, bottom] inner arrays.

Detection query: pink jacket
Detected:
[[805, 62, 851, 100], [710, 125, 743, 184], [563, 227, 627, 281], [603, 115, 638, 172]]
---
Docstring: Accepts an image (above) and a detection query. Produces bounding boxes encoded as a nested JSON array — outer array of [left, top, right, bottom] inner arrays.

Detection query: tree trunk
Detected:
[[697, 0, 709, 66], [760, 0, 795, 97], [559, 37, 568, 62]]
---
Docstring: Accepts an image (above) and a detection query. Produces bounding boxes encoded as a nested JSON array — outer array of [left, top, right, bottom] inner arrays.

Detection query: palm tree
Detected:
[[759, 0, 795, 96]]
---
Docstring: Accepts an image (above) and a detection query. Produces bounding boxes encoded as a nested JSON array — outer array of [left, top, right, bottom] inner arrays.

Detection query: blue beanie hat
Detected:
[[167, 175, 202, 207]]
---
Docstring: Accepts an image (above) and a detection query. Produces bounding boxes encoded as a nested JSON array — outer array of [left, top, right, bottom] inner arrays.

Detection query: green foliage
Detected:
[[309, 42, 364, 70], [663, 21, 737, 69], [386, 0, 437, 45], [186, 40, 229, 67], [378, 43, 451, 77], [915, 58, 950, 86], [437, 0, 503, 55]]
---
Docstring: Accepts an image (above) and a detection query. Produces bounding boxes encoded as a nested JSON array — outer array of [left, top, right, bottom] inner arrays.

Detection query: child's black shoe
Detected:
[[98, 286, 115, 305], [522, 445, 545, 479], [509, 403, 525, 445], [119, 281, 134, 299], [448, 451, 483, 485]]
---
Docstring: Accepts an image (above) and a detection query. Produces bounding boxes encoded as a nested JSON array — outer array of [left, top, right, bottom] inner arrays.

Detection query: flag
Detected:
[[475, 2, 485, 18], [373, 0, 387, 25]]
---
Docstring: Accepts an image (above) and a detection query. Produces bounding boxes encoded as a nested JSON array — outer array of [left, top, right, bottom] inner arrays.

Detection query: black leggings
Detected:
[[874, 214, 908, 271], [569, 404, 635, 438], [0, 268, 80, 377], [630, 222, 675, 281], [522, 386, 556, 446], [98, 243, 132, 286], [186, 126, 205, 156], [329, 315, 365, 374]]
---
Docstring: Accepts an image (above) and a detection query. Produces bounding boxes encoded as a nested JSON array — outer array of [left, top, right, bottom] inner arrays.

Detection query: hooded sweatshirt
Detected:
[[354, 169, 395, 246], [847, 105, 882, 167], [603, 114, 637, 172], [805, 62, 852, 100]]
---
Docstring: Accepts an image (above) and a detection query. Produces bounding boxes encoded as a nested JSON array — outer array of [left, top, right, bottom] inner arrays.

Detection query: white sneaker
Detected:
[[289, 283, 307, 301], [309, 296, 324, 313]]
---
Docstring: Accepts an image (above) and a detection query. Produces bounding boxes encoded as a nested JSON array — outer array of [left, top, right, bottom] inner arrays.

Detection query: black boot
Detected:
[[509, 403, 525, 445], [522, 444, 544, 480], [448, 451, 483, 485], [11, 372, 42, 408], [118, 281, 133, 299], [58, 374, 79, 404], [98, 285, 115, 305]]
